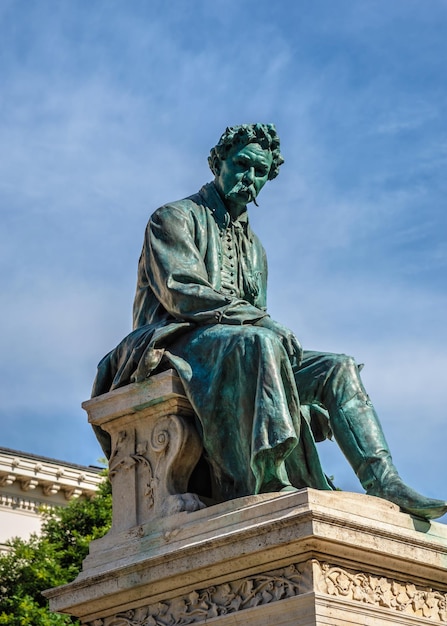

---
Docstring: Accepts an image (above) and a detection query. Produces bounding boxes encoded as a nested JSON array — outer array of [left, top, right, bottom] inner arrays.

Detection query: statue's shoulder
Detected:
[[150, 186, 210, 224]]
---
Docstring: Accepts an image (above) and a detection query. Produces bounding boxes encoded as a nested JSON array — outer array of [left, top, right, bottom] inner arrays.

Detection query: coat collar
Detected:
[[199, 182, 249, 232]]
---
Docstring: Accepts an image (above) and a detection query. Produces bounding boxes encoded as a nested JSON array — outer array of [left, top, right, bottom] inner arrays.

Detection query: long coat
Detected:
[[93, 182, 331, 499]]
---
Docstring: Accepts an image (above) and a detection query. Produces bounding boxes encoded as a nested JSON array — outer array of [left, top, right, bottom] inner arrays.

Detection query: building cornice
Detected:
[[0, 448, 104, 506]]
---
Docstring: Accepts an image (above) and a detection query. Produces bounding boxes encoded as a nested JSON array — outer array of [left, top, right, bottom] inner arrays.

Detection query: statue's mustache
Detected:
[[225, 181, 259, 206]]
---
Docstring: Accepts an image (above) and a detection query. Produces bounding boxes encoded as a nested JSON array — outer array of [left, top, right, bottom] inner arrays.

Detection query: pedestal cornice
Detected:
[[46, 488, 447, 624]]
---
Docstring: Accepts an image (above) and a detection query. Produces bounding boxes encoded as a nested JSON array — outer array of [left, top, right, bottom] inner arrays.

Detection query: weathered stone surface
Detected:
[[46, 487, 447, 625], [62, 558, 447, 625], [82, 370, 205, 532]]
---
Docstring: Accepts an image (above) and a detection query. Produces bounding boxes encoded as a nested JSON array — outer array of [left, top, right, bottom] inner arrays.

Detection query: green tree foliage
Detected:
[[0, 477, 112, 625]]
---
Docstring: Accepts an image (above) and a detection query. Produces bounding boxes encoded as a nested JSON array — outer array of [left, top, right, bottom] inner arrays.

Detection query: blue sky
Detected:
[[1, 1, 446, 517]]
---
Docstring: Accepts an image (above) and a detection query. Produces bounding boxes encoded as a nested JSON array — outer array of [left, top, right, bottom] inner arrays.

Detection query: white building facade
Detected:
[[0, 447, 103, 550]]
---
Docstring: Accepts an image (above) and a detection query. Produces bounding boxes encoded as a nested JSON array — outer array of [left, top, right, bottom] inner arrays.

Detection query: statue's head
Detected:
[[209, 124, 284, 214], [208, 123, 284, 181]]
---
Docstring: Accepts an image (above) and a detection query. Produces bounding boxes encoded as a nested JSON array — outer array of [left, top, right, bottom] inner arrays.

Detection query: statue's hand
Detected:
[[253, 317, 303, 369]]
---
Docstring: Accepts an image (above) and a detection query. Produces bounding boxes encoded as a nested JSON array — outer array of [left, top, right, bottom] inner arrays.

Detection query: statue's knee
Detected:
[[230, 326, 287, 362], [331, 354, 358, 377], [239, 325, 281, 346]]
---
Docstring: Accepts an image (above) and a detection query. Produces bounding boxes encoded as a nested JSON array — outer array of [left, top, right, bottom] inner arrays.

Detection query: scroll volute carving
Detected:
[[106, 410, 205, 531], [150, 413, 205, 518]]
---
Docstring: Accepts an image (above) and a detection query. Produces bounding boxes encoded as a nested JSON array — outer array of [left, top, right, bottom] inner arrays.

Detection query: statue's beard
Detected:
[[225, 182, 259, 207]]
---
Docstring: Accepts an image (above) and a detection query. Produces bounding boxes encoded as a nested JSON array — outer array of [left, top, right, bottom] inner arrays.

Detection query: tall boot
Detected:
[[330, 391, 447, 520]]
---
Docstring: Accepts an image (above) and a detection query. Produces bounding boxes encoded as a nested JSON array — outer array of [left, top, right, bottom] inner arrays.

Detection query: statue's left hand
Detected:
[[253, 317, 303, 369]]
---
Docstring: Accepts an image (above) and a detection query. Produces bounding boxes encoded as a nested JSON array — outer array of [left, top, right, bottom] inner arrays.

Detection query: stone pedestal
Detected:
[[46, 375, 447, 625], [47, 488, 447, 625], [82, 370, 206, 529]]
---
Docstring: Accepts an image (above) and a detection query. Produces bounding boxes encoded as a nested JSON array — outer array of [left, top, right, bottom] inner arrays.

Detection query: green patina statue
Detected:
[[92, 123, 447, 520]]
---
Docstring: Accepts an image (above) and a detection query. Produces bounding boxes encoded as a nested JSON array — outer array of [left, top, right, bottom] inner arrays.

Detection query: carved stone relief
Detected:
[[106, 412, 205, 531], [87, 563, 303, 625], [87, 559, 447, 625], [314, 560, 447, 622]]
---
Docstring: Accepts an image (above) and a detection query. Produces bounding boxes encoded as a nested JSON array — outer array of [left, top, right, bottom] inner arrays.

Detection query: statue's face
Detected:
[[215, 142, 273, 214]]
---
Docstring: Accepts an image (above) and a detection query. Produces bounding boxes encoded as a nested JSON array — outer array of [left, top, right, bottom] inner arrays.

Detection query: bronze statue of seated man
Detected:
[[92, 123, 447, 520]]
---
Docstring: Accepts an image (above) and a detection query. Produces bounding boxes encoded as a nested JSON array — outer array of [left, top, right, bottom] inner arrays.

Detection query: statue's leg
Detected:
[[296, 352, 447, 519], [166, 325, 305, 501]]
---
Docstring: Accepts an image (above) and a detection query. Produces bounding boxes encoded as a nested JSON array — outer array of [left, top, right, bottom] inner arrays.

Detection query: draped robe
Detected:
[[93, 182, 332, 500]]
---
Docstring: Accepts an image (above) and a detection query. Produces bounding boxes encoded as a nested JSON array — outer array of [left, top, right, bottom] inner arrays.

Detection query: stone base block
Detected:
[[81, 370, 206, 532], [46, 488, 447, 625]]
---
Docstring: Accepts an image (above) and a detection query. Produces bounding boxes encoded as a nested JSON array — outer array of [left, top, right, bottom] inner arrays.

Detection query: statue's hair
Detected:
[[208, 123, 284, 180]]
